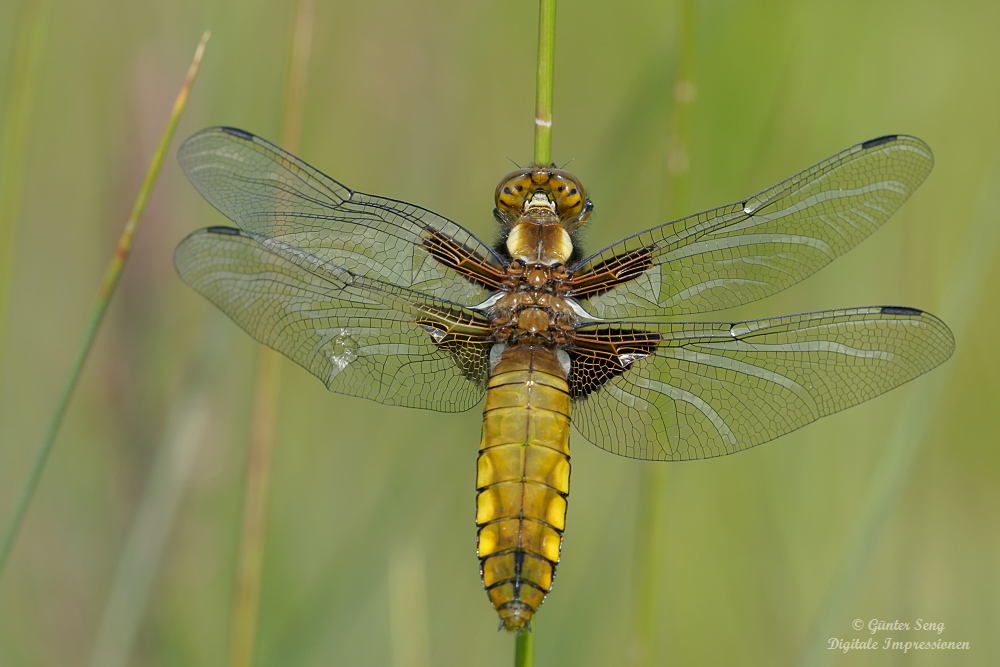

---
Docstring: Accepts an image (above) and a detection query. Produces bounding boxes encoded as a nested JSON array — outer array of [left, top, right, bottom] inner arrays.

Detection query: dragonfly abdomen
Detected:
[[476, 344, 571, 632]]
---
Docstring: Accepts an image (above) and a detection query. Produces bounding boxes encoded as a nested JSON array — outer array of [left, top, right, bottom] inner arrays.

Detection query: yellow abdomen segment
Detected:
[[477, 345, 571, 632]]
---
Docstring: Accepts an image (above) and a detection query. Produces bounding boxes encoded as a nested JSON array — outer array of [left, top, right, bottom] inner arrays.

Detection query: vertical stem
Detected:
[[278, 0, 315, 152], [226, 2, 313, 666], [228, 349, 282, 667], [514, 629, 534, 667], [513, 3, 557, 665], [533, 0, 557, 165], [0, 0, 50, 375], [388, 543, 431, 667], [664, 0, 697, 223], [628, 2, 697, 666], [627, 466, 665, 667], [0, 31, 210, 584], [88, 322, 233, 667]]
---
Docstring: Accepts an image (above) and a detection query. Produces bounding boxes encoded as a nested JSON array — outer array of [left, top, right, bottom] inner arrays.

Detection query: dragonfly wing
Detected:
[[567, 135, 934, 317], [178, 127, 506, 307], [174, 226, 493, 412], [569, 307, 954, 460]]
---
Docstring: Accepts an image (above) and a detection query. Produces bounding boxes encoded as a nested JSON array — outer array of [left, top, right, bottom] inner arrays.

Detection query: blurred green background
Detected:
[[1, 0, 998, 665]]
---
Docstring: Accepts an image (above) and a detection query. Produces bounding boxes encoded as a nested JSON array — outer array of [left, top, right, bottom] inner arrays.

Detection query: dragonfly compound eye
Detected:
[[495, 169, 535, 218], [495, 167, 591, 230], [545, 171, 588, 225], [174, 126, 951, 634]]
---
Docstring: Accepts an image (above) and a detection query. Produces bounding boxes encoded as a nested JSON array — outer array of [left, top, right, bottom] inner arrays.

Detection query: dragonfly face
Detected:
[[174, 127, 954, 631], [495, 166, 592, 230]]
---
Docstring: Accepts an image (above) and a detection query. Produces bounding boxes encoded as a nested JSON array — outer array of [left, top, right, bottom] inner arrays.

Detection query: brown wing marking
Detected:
[[422, 228, 507, 290], [567, 327, 661, 398], [413, 304, 494, 385], [564, 246, 654, 298]]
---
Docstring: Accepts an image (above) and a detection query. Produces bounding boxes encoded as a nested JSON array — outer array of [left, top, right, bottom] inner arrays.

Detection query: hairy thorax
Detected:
[[488, 165, 595, 349], [490, 261, 578, 347]]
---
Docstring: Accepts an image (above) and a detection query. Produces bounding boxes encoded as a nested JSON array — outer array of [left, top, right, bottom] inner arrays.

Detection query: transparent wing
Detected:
[[174, 226, 493, 412], [567, 135, 934, 317], [178, 127, 506, 306], [569, 306, 954, 460]]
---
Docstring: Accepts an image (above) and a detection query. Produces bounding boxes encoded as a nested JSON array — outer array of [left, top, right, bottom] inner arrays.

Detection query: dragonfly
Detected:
[[174, 127, 954, 632]]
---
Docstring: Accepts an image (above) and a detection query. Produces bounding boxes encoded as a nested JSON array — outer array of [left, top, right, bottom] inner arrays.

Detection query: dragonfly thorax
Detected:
[[175, 126, 951, 635], [490, 263, 576, 346], [505, 220, 573, 265]]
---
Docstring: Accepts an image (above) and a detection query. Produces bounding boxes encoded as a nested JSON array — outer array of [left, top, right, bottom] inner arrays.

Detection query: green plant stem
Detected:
[[511, 5, 557, 666], [515, 630, 534, 667], [663, 0, 697, 223], [228, 349, 282, 667], [628, 3, 696, 665], [0, 31, 210, 584], [388, 543, 431, 667], [628, 466, 665, 667], [227, 2, 314, 665], [88, 321, 233, 667], [533, 0, 556, 165], [0, 0, 50, 377]]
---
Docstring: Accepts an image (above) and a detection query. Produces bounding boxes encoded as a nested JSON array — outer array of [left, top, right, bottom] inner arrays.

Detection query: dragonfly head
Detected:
[[495, 166, 593, 231]]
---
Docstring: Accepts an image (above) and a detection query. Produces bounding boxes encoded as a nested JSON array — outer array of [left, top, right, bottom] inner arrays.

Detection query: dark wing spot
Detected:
[[414, 318, 492, 385], [221, 127, 254, 140], [565, 246, 654, 298], [206, 226, 241, 236], [567, 328, 661, 398], [422, 228, 506, 289], [862, 135, 898, 150], [880, 306, 923, 316], [569, 188, 577, 196], [503, 187, 512, 195]]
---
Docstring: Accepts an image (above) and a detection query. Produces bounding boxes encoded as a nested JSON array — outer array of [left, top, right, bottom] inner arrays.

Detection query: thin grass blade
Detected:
[[0, 0, 51, 374], [628, 3, 697, 665], [87, 321, 233, 667], [226, 2, 314, 665], [0, 30, 210, 583]]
